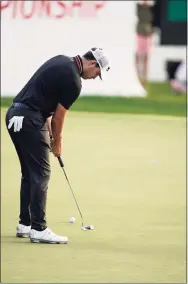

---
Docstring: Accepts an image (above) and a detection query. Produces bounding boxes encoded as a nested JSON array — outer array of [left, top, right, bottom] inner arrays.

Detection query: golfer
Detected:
[[6, 48, 110, 244]]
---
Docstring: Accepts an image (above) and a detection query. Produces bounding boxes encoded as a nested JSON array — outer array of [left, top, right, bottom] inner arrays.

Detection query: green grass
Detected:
[[1, 83, 186, 117], [1, 108, 186, 283]]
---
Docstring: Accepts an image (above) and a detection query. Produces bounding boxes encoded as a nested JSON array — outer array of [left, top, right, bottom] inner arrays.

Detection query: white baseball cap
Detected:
[[90, 47, 111, 81]]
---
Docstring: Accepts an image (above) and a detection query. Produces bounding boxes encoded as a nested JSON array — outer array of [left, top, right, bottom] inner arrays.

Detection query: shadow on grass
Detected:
[[1, 236, 30, 244]]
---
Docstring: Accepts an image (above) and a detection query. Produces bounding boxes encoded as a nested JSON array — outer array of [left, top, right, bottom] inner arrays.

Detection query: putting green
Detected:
[[1, 109, 186, 283]]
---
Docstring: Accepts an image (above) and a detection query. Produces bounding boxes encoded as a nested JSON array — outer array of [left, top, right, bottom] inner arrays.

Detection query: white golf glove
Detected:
[[8, 116, 24, 132]]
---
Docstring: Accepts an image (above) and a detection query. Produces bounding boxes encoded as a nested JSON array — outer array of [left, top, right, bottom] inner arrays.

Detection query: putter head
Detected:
[[81, 225, 94, 231]]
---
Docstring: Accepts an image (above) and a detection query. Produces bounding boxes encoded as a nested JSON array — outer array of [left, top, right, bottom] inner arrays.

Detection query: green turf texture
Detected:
[[1, 83, 186, 117], [1, 108, 186, 283]]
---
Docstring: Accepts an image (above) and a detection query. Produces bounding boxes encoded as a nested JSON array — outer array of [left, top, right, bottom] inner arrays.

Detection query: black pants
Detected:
[[6, 106, 51, 231]]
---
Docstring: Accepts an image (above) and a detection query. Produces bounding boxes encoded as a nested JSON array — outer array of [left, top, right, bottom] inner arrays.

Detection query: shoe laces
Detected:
[[46, 228, 56, 237]]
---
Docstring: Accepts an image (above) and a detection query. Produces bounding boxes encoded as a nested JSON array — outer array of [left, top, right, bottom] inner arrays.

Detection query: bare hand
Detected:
[[51, 139, 62, 157]]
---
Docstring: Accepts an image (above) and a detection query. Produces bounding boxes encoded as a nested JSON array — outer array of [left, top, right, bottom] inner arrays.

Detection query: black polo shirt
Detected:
[[13, 55, 82, 118]]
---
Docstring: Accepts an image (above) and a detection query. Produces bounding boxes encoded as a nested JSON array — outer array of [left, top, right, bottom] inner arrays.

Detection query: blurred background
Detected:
[[1, 0, 187, 102], [135, 0, 187, 94]]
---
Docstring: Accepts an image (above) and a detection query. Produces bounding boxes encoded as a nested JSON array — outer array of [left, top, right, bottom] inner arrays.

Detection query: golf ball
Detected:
[[69, 217, 76, 223]]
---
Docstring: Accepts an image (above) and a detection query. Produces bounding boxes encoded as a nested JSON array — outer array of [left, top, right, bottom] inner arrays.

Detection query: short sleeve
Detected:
[[56, 69, 81, 110]]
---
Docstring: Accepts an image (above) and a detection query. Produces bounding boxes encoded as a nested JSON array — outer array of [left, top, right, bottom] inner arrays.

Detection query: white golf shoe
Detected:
[[16, 224, 31, 238], [29, 228, 68, 244]]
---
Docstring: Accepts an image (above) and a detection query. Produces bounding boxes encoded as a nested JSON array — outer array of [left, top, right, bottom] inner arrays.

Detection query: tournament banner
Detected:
[[1, 1, 146, 97]]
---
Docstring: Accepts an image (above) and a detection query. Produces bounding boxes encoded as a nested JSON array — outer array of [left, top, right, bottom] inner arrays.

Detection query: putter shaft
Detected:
[[58, 156, 84, 226]]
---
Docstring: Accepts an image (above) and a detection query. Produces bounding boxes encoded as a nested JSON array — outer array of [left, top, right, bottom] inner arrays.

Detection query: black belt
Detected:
[[11, 103, 30, 109], [11, 103, 50, 119]]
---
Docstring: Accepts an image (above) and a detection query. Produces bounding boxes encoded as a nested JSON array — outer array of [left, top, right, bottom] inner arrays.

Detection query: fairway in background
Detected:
[[1, 109, 186, 283], [1, 83, 186, 117]]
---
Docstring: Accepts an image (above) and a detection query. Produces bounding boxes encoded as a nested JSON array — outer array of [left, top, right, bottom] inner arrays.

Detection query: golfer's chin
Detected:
[[82, 76, 91, 80], [81, 74, 96, 80]]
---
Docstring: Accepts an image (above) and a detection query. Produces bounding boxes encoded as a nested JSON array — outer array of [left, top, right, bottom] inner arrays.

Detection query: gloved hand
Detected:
[[8, 116, 24, 132]]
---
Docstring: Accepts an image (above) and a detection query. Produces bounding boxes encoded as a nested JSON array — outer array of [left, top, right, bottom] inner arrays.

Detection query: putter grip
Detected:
[[58, 156, 64, 168]]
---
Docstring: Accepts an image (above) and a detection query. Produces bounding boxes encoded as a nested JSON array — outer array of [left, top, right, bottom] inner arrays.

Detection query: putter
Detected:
[[57, 156, 94, 231]]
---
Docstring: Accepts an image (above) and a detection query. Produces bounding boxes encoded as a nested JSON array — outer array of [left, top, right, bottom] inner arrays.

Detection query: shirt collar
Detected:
[[73, 55, 83, 75]]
